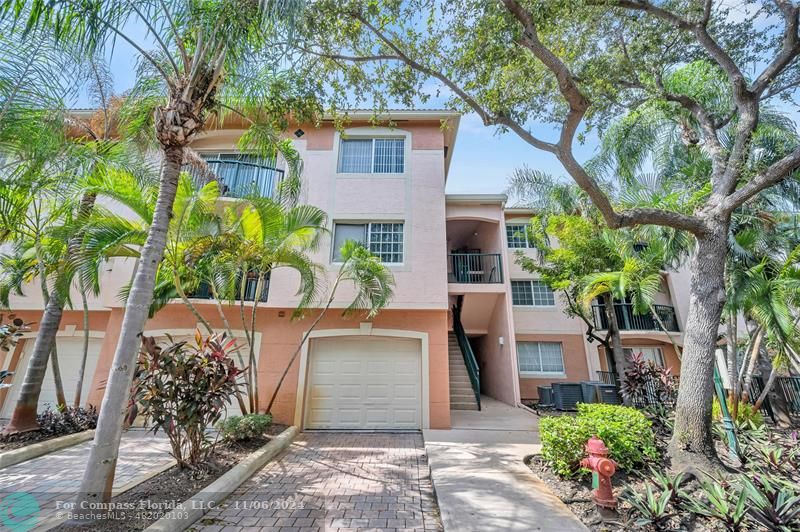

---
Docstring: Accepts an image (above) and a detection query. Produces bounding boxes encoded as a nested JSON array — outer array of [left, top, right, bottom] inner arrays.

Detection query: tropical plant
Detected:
[[619, 483, 674, 531], [130, 332, 244, 468], [0, 314, 30, 353], [681, 478, 749, 532], [179, 193, 329, 413], [741, 475, 800, 532], [622, 352, 678, 409], [264, 239, 395, 414], [218, 413, 273, 442], [711, 398, 764, 428], [1, 0, 320, 503], [294, 0, 800, 470]]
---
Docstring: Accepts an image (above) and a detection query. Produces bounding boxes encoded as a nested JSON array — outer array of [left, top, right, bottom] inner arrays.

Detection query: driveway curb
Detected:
[[0, 429, 95, 469], [145, 425, 299, 532]]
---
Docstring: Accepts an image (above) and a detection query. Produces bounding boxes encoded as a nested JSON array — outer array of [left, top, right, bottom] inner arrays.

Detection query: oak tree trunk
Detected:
[[668, 228, 728, 470], [75, 144, 184, 505]]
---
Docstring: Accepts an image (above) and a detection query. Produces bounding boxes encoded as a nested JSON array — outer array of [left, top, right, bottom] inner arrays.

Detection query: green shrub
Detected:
[[218, 414, 273, 441], [712, 398, 764, 427], [540, 403, 658, 477]]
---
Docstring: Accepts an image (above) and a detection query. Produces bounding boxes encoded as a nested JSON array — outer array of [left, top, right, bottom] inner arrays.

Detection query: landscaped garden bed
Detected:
[[529, 401, 800, 531], [52, 421, 289, 531], [0, 406, 98, 452]]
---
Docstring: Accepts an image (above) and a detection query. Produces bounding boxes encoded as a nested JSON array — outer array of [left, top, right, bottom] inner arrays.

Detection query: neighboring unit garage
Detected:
[[0, 336, 103, 419], [302, 335, 424, 430]]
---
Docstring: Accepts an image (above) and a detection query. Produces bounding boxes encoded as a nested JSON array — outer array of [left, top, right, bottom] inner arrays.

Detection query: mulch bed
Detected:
[[0, 428, 88, 452], [52, 423, 289, 531], [526, 411, 718, 531]]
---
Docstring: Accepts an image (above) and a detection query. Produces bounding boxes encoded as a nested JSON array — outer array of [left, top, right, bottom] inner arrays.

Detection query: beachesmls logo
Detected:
[[0, 492, 40, 531]]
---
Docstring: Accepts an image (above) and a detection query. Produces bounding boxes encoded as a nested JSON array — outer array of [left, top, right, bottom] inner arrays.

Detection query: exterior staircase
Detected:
[[448, 331, 479, 411]]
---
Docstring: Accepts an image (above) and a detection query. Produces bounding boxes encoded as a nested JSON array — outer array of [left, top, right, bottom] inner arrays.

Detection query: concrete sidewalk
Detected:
[[424, 397, 587, 532]]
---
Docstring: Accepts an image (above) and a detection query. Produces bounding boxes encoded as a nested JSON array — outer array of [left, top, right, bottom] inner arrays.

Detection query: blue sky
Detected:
[[75, 0, 783, 199], [74, 25, 589, 199]]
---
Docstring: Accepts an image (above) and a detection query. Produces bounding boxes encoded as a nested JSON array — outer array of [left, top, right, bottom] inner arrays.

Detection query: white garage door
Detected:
[[1, 336, 102, 419], [304, 336, 422, 430]]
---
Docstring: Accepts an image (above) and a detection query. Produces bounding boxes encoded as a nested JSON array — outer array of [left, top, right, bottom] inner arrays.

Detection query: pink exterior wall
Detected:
[[85, 304, 451, 428]]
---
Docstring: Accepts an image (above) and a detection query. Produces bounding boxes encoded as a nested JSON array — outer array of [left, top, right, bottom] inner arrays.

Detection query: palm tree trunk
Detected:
[[753, 365, 779, 411], [726, 310, 738, 405], [74, 285, 91, 408], [668, 230, 728, 470], [602, 294, 627, 386], [649, 303, 682, 359], [247, 273, 265, 411], [740, 327, 764, 403], [238, 278, 255, 413], [265, 284, 339, 415], [34, 246, 67, 410], [173, 270, 213, 333], [50, 342, 67, 409], [75, 144, 183, 505], [2, 295, 64, 433]]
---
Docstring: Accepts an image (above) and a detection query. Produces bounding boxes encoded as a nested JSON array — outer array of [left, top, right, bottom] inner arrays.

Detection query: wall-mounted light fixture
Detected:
[[294, 129, 305, 138]]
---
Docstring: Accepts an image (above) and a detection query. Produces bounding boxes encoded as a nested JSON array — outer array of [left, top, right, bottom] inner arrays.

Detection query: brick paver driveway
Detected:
[[197, 432, 442, 532]]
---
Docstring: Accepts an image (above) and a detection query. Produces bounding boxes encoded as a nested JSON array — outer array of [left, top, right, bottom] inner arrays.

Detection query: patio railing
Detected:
[[591, 303, 680, 332]]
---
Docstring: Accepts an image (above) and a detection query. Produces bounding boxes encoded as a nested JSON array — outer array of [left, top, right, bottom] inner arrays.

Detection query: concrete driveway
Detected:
[[197, 432, 443, 531], [424, 397, 587, 532]]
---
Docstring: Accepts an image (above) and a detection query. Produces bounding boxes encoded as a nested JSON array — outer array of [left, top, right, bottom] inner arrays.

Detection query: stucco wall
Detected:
[[516, 333, 590, 400], [87, 304, 451, 429]]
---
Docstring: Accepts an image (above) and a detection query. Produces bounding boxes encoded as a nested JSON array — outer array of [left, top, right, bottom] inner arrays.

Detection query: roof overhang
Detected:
[[445, 193, 507, 205]]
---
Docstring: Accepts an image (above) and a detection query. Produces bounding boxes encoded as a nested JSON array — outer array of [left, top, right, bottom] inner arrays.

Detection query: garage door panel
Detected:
[[304, 337, 422, 430], [0, 337, 103, 419]]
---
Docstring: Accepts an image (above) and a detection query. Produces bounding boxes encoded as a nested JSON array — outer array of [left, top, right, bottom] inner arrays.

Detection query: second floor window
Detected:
[[517, 341, 565, 374], [511, 280, 555, 306], [338, 138, 405, 173], [506, 223, 532, 248], [333, 222, 404, 263]]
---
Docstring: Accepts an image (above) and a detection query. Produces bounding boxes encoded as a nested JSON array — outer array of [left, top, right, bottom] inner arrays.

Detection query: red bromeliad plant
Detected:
[[622, 352, 678, 409], [129, 331, 245, 468]]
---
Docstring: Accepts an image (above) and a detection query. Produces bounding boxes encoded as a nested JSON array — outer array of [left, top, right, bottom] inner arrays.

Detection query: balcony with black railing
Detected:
[[448, 253, 503, 284], [188, 157, 284, 199], [591, 303, 680, 332], [186, 272, 269, 303]]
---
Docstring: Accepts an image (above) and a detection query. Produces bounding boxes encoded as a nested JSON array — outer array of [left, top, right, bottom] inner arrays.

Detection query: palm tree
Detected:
[[1, 0, 317, 504], [170, 191, 329, 412], [265, 239, 395, 414], [579, 236, 683, 383], [0, 56, 154, 428]]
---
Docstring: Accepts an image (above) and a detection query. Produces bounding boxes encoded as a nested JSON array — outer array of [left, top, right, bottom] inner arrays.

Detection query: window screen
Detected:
[[332, 224, 367, 261], [332, 222, 404, 263], [338, 138, 404, 173], [517, 342, 565, 374], [506, 223, 530, 248], [511, 280, 555, 306]]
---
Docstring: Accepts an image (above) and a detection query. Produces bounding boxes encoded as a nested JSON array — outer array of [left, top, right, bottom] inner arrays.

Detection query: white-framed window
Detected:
[[506, 223, 531, 248], [337, 138, 405, 173], [511, 280, 555, 306], [517, 342, 565, 375], [624, 347, 665, 367], [332, 222, 404, 263]]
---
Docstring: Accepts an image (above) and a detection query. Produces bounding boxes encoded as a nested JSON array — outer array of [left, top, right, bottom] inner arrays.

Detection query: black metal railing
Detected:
[[777, 376, 800, 416], [188, 159, 284, 199], [187, 272, 269, 303], [453, 296, 481, 410], [448, 253, 503, 283], [591, 303, 680, 332]]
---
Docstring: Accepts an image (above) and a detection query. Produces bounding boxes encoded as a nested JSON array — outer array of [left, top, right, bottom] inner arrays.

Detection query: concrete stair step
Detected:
[[451, 402, 479, 411]]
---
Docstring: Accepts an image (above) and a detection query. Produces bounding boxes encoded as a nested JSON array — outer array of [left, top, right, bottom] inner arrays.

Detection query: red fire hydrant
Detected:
[[580, 436, 617, 509]]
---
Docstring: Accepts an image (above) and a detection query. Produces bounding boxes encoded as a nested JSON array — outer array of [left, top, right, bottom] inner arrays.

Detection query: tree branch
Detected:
[[721, 146, 800, 212]]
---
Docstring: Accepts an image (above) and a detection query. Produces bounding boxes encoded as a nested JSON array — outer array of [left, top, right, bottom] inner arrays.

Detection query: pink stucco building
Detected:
[[0, 110, 689, 429]]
